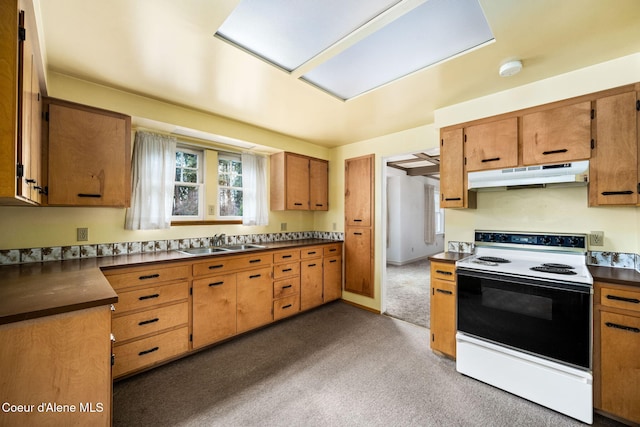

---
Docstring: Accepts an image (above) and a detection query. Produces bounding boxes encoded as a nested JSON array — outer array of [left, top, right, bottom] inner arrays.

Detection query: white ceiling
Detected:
[[36, 0, 640, 148]]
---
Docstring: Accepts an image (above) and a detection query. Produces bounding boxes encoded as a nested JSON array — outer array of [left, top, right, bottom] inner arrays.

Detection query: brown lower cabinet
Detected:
[[429, 260, 457, 358], [594, 281, 640, 425]]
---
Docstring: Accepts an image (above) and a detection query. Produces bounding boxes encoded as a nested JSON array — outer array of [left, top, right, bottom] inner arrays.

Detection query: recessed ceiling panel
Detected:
[[216, 0, 401, 71], [303, 0, 494, 99]]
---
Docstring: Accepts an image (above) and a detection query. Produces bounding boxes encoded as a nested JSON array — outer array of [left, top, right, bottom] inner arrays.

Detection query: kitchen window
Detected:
[[218, 153, 243, 218], [172, 146, 204, 220]]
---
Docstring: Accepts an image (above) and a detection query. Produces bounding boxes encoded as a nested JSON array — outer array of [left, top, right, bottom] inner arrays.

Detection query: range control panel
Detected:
[[474, 231, 587, 250]]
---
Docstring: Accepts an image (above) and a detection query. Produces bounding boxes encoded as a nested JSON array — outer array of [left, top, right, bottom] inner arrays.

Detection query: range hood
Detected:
[[468, 161, 589, 191]]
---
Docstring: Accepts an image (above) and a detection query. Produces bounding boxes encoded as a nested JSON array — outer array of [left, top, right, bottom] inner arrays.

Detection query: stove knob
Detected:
[[541, 236, 551, 245], [500, 234, 508, 242], [570, 237, 580, 247]]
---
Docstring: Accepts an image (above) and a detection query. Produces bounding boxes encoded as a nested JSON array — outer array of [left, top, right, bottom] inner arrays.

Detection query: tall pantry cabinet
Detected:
[[344, 154, 374, 297]]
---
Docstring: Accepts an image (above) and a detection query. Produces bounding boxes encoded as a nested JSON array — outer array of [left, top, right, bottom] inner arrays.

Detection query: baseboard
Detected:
[[386, 255, 432, 266], [340, 299, 381, 314]]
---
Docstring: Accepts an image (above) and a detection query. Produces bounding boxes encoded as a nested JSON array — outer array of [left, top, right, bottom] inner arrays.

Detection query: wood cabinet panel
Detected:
[[192, 273, 237, 348], [309, 157, 328, 210], [273, 294, 300, 320], [301, 258, 323, 310], [273, 277, 300, 299], [0, 306, 112, 426], [114, 281, 188, 313], [270, 152, 328, 211], [273, 249, 300, 263], [105, 264, 189, 291], [429, 268, 456, 358], [464, 117, 518, 171], [440, 128, 468, 208], [44, 98, 131, 207], [344, 228, 373, 296], [323, 255, 342, 302], [285, 153, 309, 209], [600, 285, 640, 313], [273, 261, 300, 280], [112, 301, 188, 343], [193, 253, 272, 277], [345, 154, 373, 227], [591, 91, 638, 206], [522, 101, 592, 165], [236, 266, 273, 333]]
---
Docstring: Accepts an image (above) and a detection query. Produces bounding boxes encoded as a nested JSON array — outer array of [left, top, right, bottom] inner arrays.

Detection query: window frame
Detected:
[[217, 152, 243, 220], [171, 145, 205, 222]]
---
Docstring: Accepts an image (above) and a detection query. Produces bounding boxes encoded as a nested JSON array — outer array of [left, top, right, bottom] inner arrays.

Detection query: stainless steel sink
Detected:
[[176, 243, 265, 255], [176, 247, 232, 255], [221, 244, 265, 251]]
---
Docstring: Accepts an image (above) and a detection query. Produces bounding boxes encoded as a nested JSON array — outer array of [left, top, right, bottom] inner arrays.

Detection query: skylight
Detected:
[[216, 0, 494, 100]]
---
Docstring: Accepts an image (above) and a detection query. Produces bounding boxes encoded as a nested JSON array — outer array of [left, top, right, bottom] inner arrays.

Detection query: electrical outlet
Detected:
[[590, 231, 604, 246], [280, 222, 287, 231], [77, 227, 89, 242], [332, 222, 337, 231]]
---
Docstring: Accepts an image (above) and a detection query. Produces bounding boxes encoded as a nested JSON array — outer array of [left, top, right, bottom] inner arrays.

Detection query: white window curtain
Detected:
[[125, 131, 177, 230], [424, 184, 436, 244], [241, 152, 268, 226]]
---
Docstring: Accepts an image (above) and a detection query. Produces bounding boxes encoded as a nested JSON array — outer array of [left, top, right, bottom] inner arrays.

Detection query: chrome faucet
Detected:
[[212, 233, 226, 246]]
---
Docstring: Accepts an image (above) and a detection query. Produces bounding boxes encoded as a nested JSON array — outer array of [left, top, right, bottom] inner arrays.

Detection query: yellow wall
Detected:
[[437, 52, 640, 255]]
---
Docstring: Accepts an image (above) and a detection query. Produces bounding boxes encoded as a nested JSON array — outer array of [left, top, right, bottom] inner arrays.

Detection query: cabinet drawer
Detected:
[[430, 262, 456, 281], [273, 261, 300, 280], [105, 264, 189, 291], [112, 302, 188, 342], [193, 253, 273, 276], [323, 244, 342, 256], [114, 281, 189, 313], [274, 277, 300, 299], [301, 246, 322, 259], [112, 326, 189, 378], [601, 287, 640, 313], [273, 294, 300, 320], [273, 249, 300, 263]]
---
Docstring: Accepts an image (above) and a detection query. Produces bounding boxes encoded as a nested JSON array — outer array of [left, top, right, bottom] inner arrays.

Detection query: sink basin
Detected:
[[176, 247, 232, 255], [221, 244, 265, 251]]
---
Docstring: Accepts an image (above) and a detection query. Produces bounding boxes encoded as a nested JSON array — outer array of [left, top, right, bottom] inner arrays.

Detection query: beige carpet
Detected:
[[113, 302, 622, 426], [384, 259, 431, 328]]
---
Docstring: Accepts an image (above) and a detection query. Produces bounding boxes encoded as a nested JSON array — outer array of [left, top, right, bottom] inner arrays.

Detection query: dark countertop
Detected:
[[589, 265, 640, 289], [0, 239, 342, 325], [428, 252, 473, 263]]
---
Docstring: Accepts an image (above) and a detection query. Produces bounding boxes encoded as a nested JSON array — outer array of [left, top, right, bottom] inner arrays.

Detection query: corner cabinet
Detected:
[[594, 281, 640, 425], [0, 0, 43, 206], [270, 152, 328, 211], [589, 89, 640, 206], [42, 97, 131, 207], [344, 154, 374, 297]]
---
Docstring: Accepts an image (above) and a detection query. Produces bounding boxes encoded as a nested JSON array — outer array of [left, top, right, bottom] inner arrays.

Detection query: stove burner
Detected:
[[477, 256, 511, 263], [542, 263, 575, 269], [530, 266, 577, 275]]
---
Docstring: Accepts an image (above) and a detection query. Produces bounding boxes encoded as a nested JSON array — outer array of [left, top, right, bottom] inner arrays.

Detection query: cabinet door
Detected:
[[309, 158, 328, 211], [237, 267, 273, 333], [46, 100, 131, 207], [591, 91, 638, 206], [345, 154, 373, 226], [285, 153, 309, 210], [323, 255, 342, 302], [464, 117, 518, 171], [522, 101, 592, 165], [600, 311, 640, 424], [301, 258, 323, 310], [440, 128, 466, 208], [344, 228, 373, 296], [192, 273, 237, 348], [430, 278, 456, 358]]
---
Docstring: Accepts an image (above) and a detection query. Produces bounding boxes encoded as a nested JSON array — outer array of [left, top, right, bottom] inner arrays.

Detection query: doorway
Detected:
[[382, 150, 443, 328]]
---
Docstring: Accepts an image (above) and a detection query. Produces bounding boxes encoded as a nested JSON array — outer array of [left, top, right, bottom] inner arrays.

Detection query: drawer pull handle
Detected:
[[542, 149, 568, 155], [606, 294, 639, 304], [308, 263, 317, 267], [329, 260, 337, 263], [139, 294, 160, 301], [481, 157, 501, 163], [307, 251, 317, 255], [209, 281, 224, 287], [282, 285, 292, 289], [353, 219, 363, 222], [435, 270, 453, 275], [249, 259, 261, 263], [601, 190, 633, 196], [294, 203, 303, 206], [282, 268, 293, 272], [353, 232, 363, 236], [436, 289, 453, 295], [282, 304, 292, 309], [283, 255, 292, 258], [208, 264, 224, 270], [139, 274, 160, 280], [78, 193, 102, 198], [138, 346, 159, 356], [138, 318, 159, 326], [605, 322, 640, 333], [329, 248, 336, 252], [315, 204, 324, 207], [444, 197, 461, 201], [249, 274, 262, 279]]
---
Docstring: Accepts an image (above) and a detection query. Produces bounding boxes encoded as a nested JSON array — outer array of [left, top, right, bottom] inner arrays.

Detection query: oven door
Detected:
[[457, 269, 592, 369]]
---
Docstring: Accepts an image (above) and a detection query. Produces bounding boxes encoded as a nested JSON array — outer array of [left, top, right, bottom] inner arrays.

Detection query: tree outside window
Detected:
[[218, 154, 243, 217], [173, 147, 203, 218]]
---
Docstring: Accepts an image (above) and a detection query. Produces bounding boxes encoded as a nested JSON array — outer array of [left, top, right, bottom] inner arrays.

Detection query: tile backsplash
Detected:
[[0, 231, 344, 265], [447, 241, 640, 272]]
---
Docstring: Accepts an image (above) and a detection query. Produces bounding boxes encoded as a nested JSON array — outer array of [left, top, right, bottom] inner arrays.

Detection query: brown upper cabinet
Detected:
[[344, 154, 373, 226], [590, 90, 639, 206], [464, 117, 518, 172], [42, 97, 132, 207], [440, 128, 475, 209], [522, 101, 592, 165], [270, 152, 328, 211], [0, 0, 43, 206]]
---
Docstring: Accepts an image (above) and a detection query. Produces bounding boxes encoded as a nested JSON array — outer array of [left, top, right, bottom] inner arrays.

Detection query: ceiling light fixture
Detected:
[[499, 60, 522, 77]]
